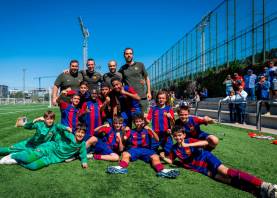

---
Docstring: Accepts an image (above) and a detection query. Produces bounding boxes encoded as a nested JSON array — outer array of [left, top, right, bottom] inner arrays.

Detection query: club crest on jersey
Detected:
[[134, 67, 138, 70], [142, 134, 146, 139], [93, 76, 97, 80]]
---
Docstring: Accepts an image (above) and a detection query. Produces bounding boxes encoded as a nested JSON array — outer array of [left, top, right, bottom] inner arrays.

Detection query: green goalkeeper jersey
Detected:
[[36, 130, 87, 164], [23, 121, 69, 147]]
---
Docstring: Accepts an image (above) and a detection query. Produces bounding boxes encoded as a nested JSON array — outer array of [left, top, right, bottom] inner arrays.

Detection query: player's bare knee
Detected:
[[208, 135, 219, 146]]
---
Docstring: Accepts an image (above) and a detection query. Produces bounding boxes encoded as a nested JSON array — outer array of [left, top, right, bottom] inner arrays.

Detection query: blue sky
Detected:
[[0, 0, 222, 90]]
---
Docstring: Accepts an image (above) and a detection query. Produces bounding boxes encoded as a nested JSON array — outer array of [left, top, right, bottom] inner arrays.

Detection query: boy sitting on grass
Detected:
[[160, 126, 277, 198], [85, 116, 125, 161], [107, 113, 179, 178]]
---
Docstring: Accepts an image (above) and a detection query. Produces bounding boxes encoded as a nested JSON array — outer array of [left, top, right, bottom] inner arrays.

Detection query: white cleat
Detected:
[[0, 154, 18, 165]]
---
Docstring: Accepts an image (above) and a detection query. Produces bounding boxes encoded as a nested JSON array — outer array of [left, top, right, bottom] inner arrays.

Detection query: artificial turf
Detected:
[[0, 104, 276, 197]]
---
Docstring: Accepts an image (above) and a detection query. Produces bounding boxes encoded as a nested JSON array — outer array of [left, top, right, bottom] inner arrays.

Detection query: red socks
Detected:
[[154, 163, 164, 172], [227, 168, 263, 195], [119, 160, 129, 168], [93, 154, 102, 160]]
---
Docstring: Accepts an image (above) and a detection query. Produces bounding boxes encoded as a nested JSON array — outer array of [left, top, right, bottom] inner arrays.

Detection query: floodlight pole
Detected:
[[78, 17, 90, 71]]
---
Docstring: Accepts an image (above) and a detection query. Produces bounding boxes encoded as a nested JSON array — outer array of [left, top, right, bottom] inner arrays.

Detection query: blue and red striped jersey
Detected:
[[124, 128, 154, 148], [169, 138, 201, 162], [81, 101, 102, 138], [59, 101, 79, 132], [147, 105, 174, 134], [115, 85, 141, 113], [175, 116, 207, 138], [100, 126, 120, 150]]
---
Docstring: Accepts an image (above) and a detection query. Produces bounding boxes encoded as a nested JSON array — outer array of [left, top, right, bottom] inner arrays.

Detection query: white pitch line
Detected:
[[0, 107, 53, 115]]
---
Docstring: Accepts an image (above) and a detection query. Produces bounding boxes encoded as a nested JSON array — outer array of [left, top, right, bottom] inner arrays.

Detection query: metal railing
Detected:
[[217, 100, 247, 123], [256, 100, 263, 131]]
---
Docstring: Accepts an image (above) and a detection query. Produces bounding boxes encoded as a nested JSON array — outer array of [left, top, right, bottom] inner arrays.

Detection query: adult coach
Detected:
[[52, 60, 83, 106], [81, 58, 102, 91], [102, 60, 122, 87], [119, 48, 151, 112]]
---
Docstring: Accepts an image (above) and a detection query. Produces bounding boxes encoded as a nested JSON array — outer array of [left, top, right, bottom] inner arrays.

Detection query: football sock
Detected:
[[93, 154, 102, 160], [154, 163, 164, 172], [119, 160, 129, 168]]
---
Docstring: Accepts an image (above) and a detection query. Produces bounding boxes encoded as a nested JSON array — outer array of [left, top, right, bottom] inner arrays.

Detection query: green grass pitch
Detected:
[[0, 104, 276, 197]]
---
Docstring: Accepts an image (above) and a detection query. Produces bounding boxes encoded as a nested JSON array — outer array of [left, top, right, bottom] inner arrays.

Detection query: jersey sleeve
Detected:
[[140, 63, 148, 78], [59, 100, 69, 110], [192, 116, 206, 125], [24, 121, 38, 130], [146, 107, 153, 121], [127, 86, 137, 95], [54, 73, 64, 87], [79, 142, 88, 164], [99, 126, 110, 134], [168, 151, 176, 161], [169, 108, 174, 118], [55, 123, 70, 132], [124, 130, 131, 140], [147, 129, 154, 138]]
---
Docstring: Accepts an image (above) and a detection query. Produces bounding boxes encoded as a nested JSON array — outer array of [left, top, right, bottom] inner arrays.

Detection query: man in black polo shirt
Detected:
[[81, 58, 102, 91], [52, 60, 83, 106], [119, 48, 152, 112], [102, 60, 122, 87]]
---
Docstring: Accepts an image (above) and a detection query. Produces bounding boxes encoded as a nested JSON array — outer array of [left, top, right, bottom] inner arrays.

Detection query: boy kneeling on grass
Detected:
[[160, 126, 277, 198], [106, 113, 180, 179], [0, 124, 88, 170]]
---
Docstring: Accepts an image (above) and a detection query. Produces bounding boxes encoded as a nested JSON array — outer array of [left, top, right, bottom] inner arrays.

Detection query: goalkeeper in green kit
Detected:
[[0, 111, 71, 163], [0, 124, 88, 170]]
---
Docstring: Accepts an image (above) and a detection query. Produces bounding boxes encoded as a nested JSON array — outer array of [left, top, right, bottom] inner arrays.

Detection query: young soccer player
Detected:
[[85, 116, 125, 161], [0, 111, 71, 158], [145, 90, 174, 156], [107, 113, 179, 178], [0, 125, 88, 170], [110, 77, 142, 127], [77, 81, 92, 108], [57, 90, 81, 133], [161, 126, 277, 197], [98, 82, 113, 125], [79, 89, 108, 141], [175, 105, 219, 150]]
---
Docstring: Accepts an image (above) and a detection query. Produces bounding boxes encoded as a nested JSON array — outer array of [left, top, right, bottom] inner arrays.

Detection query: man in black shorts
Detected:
[[119, 48, 152, 112], [52, 60, 83, 106], [102, 60, 122, 87]]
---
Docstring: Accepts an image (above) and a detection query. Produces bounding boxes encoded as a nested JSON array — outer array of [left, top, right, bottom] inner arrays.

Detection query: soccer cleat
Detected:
[[106, 166, 128, 174], [86, 153, 94, 160], [156, 168, 180, 179], [64, 157, 76, 163], [0, 154, 18, 165], [260, 182, 277, 198]]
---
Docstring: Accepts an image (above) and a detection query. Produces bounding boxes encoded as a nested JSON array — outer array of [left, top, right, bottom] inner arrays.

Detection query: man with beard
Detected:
[[81, 58, 102, 92], [103, 60, 122, 87], [52, 60, 83, 106], [119, 48, 151, 113]]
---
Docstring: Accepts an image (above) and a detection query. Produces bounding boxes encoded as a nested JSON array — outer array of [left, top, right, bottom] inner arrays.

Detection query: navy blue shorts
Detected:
[[94, 139, 113, 155], [151, 133, 173, 155], [127, 148, 156, 163], [184, 150, 222, 176]]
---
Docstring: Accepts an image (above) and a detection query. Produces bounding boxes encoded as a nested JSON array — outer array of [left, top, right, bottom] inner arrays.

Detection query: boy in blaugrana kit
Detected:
[[0, 111, 71, 163], [107, 113, 179, 178], [85, 116, 125, 162], [0, 125, 88, 170], [175, 105, 219, 151], [160, 126, 277, 198]]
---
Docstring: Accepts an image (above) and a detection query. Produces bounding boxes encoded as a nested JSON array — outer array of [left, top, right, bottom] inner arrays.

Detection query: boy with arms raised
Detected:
[[110, 77, 141, 127], [161, 126, 277, 198]]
